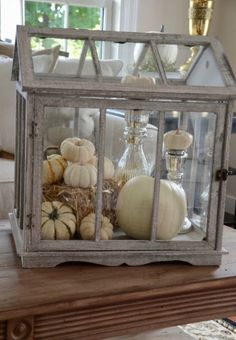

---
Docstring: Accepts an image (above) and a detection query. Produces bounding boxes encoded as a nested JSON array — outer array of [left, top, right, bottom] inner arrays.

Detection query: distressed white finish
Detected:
[[10, 26, 236, 268]]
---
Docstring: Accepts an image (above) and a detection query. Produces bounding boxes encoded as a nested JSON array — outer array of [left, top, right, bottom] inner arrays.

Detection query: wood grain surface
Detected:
[[1, 223, 236, 338], [0, 321, 5, 340]]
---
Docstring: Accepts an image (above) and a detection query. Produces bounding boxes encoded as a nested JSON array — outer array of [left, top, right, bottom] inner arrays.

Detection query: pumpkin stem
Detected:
[[49, 207, 59, 220]]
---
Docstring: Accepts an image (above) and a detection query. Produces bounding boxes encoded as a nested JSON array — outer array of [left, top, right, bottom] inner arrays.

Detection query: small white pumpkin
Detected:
[[60, 137, 95, 164], [41, 201, 76, 240], [164, 129, 193, 150], [116, 176, 187, 240], [64, 163, 97, 188], [121, 75, 155, 86], [42, 154, 67, 185], [79, 213, 113, 240], [88, 156, 115, 180]]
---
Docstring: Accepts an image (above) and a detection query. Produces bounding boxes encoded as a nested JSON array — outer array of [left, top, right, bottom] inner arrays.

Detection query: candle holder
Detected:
[[115, 109, 149, 186], [165, 149, 192, 233], [164, 129, 193, 234]]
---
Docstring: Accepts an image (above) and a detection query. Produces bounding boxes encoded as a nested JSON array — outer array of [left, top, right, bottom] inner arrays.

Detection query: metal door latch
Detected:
[[216, 168, 234, 181]]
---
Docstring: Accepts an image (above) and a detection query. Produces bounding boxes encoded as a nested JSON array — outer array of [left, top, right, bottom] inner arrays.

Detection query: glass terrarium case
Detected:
[[10, 26, 236, 268]]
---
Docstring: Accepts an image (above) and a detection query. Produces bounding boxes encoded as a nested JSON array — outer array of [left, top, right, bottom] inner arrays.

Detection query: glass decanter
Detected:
[[115, 109, 150, 186]]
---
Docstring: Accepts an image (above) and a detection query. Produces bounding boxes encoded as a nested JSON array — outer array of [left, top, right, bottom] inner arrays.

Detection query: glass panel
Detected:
[[40, 105, 216, 243], [106, 107, 158, 240], [187, 112, 216, 232], [41, 105, 160, 241], [159, 110, 216, 241], [30, 37, 119, 78], [186, 46, 225, 86], [42, 105, 99, 240]]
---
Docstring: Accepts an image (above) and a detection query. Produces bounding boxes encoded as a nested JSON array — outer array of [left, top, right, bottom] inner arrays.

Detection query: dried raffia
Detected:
[[42, 179, 120, 227]]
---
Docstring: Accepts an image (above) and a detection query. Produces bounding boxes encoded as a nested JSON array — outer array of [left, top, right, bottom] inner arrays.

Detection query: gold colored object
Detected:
[[180, 0, 215, 74]]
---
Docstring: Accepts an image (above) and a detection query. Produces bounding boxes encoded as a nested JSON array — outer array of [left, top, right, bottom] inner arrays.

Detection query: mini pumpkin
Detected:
[[41, 201, 76, 240], [60, 137, 95, 164], [64, 163, 97, 188], [164, 129, 193, 150], [89, 156, 115, 180], [42, 154, 67, 185], [79, 213, 113, 240]]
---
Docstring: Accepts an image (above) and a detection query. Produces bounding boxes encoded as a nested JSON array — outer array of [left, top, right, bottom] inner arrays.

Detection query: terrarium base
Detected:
[[19, 250, 223, 268], [9, 212, 224, 268]]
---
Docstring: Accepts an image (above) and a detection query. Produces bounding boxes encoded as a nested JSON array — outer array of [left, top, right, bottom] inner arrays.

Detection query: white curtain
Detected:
[[0, 0, 23, 42]]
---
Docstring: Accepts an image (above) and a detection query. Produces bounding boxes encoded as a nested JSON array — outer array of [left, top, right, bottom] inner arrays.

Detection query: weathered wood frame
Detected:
[[10, 26, 236, 268]]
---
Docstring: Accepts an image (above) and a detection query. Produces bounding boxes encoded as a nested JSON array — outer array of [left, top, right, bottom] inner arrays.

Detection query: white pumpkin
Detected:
[[164, 129, 193, 150], [116, 176, 187, 240], [64, 163, 97, 188], [133, 31, 178, 67], [121, 75, 155, 86], [60, 137, 95, 164], [42, 154, 67, 185], [41, 201, 76, 240], [158, 44, 178, 65], [88, 156, 115, 180], [79, 213, 113, 240]]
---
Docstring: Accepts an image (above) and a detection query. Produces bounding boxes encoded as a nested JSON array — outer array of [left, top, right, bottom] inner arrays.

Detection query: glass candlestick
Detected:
[[165, 149, 192, 233], [115, 109, 149, 186], [164, 129, 193, 234], [165, 150, 187, 184]]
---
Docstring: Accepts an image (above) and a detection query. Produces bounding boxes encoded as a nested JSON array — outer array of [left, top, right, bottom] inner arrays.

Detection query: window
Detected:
[[24, 0, 112, 57], [0, 0, 112, 53], [0, 0, 138, 60]]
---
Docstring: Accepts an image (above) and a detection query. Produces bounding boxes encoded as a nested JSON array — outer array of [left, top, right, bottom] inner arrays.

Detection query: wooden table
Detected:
[[1, 222, 236, 340]]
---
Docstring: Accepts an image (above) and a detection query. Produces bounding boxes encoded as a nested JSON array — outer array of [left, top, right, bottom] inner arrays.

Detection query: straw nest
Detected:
[[42, 179, 120, 227]]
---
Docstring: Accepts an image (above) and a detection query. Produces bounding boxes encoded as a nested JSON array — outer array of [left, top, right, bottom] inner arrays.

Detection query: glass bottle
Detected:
[[115, 109, 150, 186]]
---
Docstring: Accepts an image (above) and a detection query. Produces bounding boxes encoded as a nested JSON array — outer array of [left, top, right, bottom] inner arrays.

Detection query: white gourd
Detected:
[[79, 213, 113, 240], [41, 201, 76, 240], [88, 156, 115, 180], [116, 175, 187, 240], [60, 137, 95, 164], [64, 163, 97, 188], [42, 154, 67, 185], [164, 129, 193, 150]]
